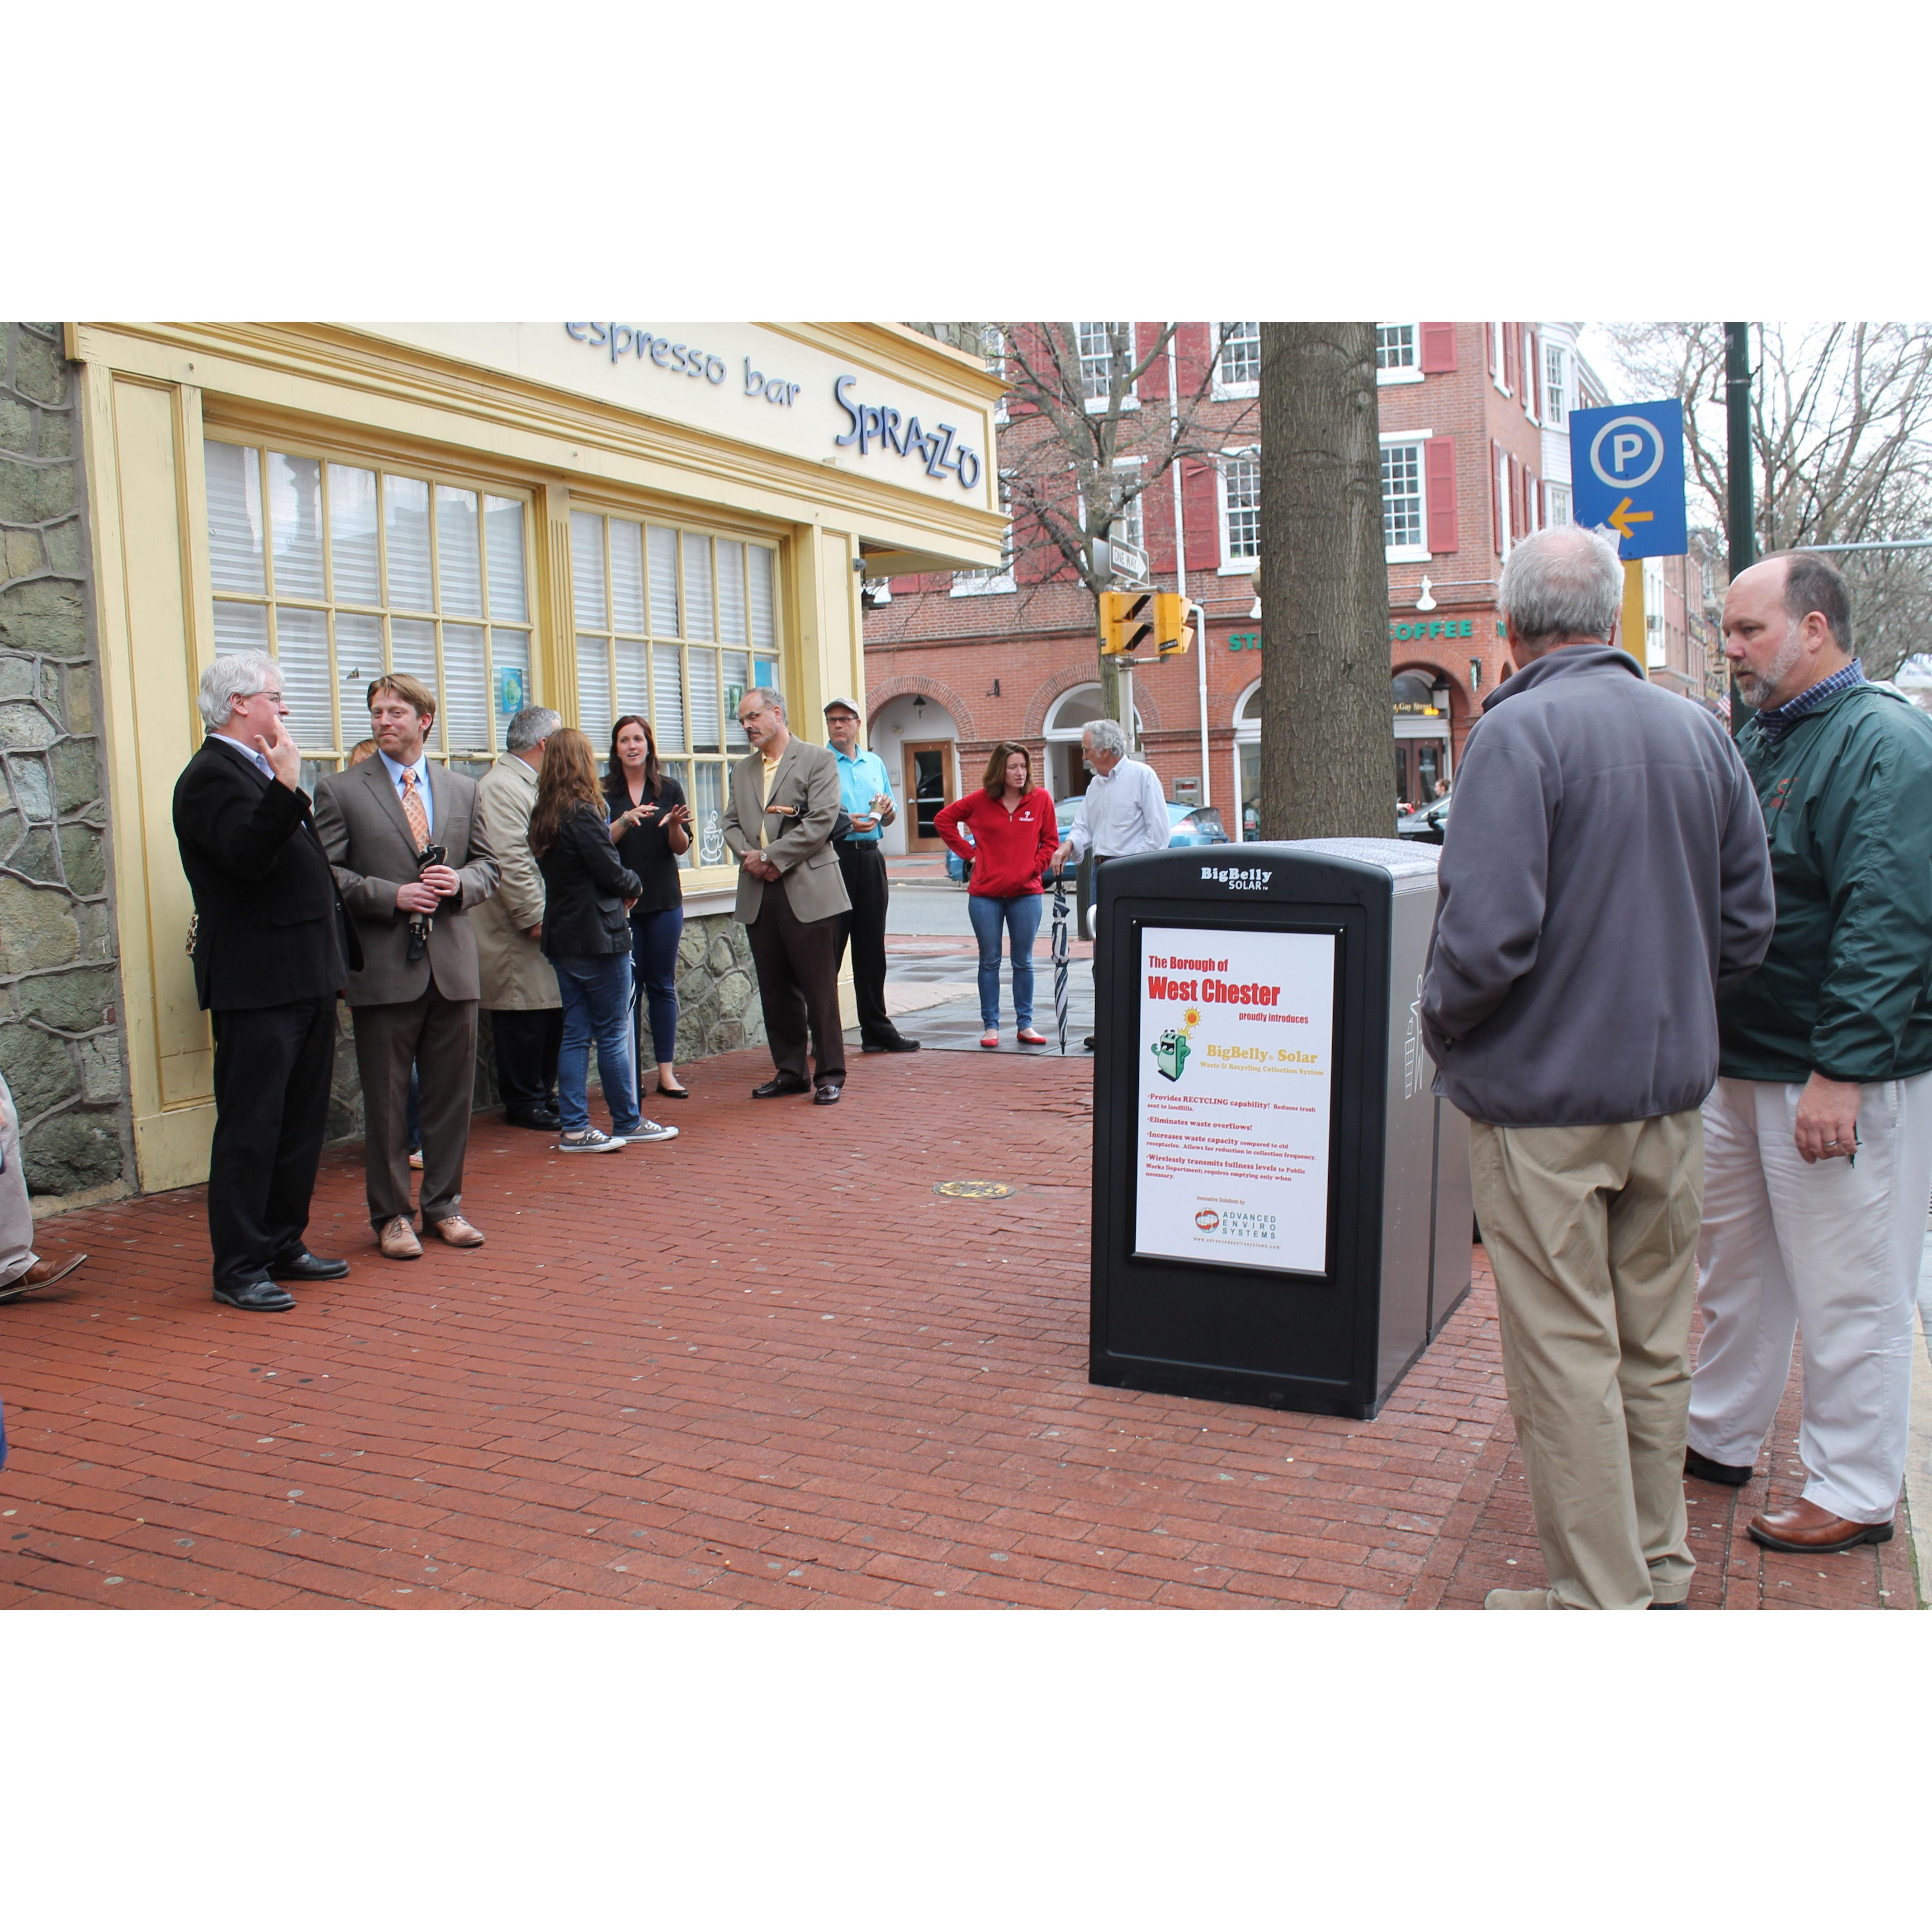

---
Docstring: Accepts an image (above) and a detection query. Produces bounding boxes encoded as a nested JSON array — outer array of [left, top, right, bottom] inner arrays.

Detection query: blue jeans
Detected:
[[554, 952, 641, 1136], [967, 892, 1042, 1029], [629, 904, 684, 1067]]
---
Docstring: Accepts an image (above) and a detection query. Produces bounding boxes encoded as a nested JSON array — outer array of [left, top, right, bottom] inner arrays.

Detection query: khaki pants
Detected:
[[0, 1071, 39, 1284], [1469, 1110, 1703, 1610]]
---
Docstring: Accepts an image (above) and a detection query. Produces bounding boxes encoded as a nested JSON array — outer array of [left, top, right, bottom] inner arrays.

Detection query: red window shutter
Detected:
[[1502, 323, 1515, 393], [1509, 457, 1522, 541], [1527, 331, 1540, 417], [1488, 325, 1497, 379], [1420, 322, 1457, 374], [1183, 457, 1222, 570], [1491, 440, 1503, 552], [1425, 438, 1457, 553]]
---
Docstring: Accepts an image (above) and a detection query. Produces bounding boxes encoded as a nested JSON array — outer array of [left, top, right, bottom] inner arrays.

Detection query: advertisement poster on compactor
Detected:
[[1134, 927, 1337, 1274]]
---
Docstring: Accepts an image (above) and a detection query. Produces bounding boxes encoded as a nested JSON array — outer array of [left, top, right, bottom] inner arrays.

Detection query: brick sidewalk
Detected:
[[0, 1050, 1914, 1610]]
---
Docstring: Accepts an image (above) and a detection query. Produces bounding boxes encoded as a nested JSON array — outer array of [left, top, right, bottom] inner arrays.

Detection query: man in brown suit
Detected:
[[314, 674, 500, 1258], [722, 687, 851, 1103]]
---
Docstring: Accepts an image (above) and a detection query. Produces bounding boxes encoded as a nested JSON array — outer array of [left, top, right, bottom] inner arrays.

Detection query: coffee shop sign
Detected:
[[561, 325, 981, 491]]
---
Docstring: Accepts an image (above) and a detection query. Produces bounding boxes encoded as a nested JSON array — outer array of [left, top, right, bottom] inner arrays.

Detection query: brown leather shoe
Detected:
[[1747, 1497, 1894, 1554], [378, 1216, 423, 1260], [0, 1253, 87, 1303], [428, 1213, 485, 1248]]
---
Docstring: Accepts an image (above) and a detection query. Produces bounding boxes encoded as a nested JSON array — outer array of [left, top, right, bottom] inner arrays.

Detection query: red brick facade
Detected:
[[863, 322, 1601, 842]]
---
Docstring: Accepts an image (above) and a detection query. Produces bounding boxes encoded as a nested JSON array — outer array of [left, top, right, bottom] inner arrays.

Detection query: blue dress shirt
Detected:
[[830, 743, 892, 843], [378, 748, 435, 837]]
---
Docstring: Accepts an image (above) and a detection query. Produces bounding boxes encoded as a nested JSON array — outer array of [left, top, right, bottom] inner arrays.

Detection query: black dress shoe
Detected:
[[861, 1035, 922, 1053], [813, 1081, 843, 1104], [752, 1075, 811, 1098], [212, 1279, 297, 1313], [505, 1108, 562, 1131], [1685, 1446, 1754, 1487], [269, 1250, 349, 1282], [1083, 1035, 1096, 1051]]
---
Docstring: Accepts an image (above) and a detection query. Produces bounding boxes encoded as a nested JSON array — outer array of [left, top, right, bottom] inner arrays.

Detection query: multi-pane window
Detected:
[[953, 471, 1016, 594], [569, 511, 780, 870], [1109, 463, 1144, 554], [1544, 344, 1567, 426], [1546, 483, 1572, 526], [204, 439, 533, 776], [1376, 324, 1418, 371], [1221, 453, 1261, 562], [1381, 442, 1425, 551], [1216, 322, 1260, 392], [1077, 322, 1132, 402]]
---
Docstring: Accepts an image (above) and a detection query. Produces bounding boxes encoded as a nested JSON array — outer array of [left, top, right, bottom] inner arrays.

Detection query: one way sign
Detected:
[[1569, 398, 1687, 559]]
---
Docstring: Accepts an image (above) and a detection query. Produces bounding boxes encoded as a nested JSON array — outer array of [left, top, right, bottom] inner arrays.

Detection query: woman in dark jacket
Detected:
[[530, 728, 678, 1153], [605, 715, 692, 1099]]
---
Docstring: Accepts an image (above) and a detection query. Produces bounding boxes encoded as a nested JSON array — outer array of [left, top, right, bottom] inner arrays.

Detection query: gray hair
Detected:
[[198, 650, 280, 732], [505, 704, 561, 752], [739, 685, 786, 719], [1082, 717, 1129, 759], [1500, 526, 1625, 651]]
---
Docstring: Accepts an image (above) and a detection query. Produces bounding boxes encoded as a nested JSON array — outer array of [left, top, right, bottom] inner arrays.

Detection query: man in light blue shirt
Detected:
[[824, 697, 919, 1053], [1051, 717, 1170, 1049]]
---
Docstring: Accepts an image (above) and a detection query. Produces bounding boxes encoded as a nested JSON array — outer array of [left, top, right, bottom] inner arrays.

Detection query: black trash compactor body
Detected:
[[1088, 839, 1473, 1421]]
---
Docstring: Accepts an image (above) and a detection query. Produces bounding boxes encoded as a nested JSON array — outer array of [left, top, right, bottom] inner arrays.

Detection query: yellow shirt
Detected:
[[759, 751, 781, 849]]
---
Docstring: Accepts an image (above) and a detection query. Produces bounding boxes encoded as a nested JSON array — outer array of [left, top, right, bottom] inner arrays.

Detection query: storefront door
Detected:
[[904, 741, 953, 851]]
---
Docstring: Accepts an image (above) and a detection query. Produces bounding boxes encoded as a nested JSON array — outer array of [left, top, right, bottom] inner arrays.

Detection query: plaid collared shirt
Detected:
[[1753, 658, 1865, 744]]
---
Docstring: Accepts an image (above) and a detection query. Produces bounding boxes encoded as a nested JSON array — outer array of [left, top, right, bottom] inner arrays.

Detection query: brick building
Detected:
[[863, 321, 1616, 845]]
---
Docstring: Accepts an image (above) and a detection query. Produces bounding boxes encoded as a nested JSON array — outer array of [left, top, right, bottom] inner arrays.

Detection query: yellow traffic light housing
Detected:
[[1154, 592, 1201, 659], [1100, 589, 1155, 655]]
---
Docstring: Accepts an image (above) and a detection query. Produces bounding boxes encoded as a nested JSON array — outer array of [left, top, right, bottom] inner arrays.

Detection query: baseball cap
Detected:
[[822, 696, 862, 717]]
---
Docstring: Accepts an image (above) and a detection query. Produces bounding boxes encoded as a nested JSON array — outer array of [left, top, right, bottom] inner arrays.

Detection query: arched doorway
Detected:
[[1231, 681, 1262, 839], [871, 691, 958, 854], [1043, 683, 1144, 801], [1392, 668, 1453, 809]]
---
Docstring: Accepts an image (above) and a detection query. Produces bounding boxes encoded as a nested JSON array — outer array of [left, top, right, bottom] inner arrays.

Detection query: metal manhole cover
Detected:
[[933, 1180, 1016, 1200]]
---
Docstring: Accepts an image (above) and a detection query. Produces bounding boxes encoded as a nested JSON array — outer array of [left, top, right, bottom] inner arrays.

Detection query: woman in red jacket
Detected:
[[935, 742, 1060, 1049]]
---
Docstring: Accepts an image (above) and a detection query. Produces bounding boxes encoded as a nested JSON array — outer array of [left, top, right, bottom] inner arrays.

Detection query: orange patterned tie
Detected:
[[400, 769, 430, 851]]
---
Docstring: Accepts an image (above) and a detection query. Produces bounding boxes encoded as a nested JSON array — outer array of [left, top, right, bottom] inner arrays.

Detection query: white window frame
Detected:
[[1379, 428, 1432, 563], [1545, 481, 1572, 526], [1496, 443, 1512, 558], [1544, 342, 1567, 427], [1376, 322, 1424, 387], [1077, 321, 1139, 414], [1212, 322, 1260, 400], [1521, 327, 1539, 424], [951, 468, 1017, 596], [1216, 445, 1260, 574], [1491, 322, 1511, 396], [985, 324, 1010, 426]]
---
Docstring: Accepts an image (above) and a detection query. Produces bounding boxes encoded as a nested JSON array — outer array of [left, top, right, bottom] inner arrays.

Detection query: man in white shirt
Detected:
[[1051, 717, 1170, 1050]]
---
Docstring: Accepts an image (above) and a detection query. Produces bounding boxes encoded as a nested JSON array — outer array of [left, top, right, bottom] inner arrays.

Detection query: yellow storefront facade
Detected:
[[64, 321, 1004, 1197]]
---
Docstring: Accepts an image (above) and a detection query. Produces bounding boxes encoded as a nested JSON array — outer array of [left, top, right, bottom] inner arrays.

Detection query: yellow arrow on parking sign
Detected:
[[1608, 496, 1654, 540]]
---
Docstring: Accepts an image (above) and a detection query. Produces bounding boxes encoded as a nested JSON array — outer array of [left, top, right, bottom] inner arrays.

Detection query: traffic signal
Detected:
[[1100, 589, 1155, 655], [1154, 593, 1202, 659]]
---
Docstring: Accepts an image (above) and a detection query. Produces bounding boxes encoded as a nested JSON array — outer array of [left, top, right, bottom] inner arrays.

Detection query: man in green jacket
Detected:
[[1688, 550, 1932, 1555]]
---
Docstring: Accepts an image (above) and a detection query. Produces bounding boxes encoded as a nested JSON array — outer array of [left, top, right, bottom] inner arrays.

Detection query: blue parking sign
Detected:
[[1569, 399, 1688, 559]]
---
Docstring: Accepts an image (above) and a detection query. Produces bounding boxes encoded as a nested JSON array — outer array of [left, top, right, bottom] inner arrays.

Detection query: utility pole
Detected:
[[1725, 322, 1754, 735]]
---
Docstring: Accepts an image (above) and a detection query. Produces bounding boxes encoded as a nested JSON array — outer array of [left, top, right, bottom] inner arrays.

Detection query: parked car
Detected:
[[1397, 796, 1451, 844], [1048, 799, 1231, 852]]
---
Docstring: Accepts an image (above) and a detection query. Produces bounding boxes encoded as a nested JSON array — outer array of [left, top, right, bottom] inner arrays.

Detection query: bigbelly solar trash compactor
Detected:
[[1088, 838, 1473, 1420]]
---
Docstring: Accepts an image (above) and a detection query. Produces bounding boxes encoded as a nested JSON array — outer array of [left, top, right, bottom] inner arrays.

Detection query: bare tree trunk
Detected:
[[1258, 323, 1392, 840]]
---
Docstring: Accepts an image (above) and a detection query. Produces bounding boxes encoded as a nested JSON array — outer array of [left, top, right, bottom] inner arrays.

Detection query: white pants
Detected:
[[1688, 1072, 1932, 1523], [0, 1071, 39, 1283]]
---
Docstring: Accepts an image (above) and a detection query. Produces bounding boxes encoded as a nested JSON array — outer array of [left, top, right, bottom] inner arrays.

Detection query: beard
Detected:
[[1734, 619, 1809, 709]]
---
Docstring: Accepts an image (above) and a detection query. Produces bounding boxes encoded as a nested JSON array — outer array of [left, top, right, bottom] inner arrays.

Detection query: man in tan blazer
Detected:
[[314, 673, 501, 1258], [722, 686, 851, 1103], [474, 705, 563, 1132]]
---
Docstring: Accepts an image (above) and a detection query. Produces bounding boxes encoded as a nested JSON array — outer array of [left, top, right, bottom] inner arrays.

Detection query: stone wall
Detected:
[[0, 324, 131, 1200], [675, 910, 764, 1062]]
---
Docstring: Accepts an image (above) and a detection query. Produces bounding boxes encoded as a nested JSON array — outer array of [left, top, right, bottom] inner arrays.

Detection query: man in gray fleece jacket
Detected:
[[1421, 525, 1774, 1611]]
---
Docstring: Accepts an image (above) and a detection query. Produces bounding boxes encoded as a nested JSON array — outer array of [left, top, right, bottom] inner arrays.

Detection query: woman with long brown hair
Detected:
[[529, 727, 677, 1151], [934, 740, 1059, 1049], [605, 715, 693, 1098]]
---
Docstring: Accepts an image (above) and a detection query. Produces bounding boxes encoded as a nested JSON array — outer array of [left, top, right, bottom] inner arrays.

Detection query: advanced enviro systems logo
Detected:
[[1194, 1209, 1221, 1231]]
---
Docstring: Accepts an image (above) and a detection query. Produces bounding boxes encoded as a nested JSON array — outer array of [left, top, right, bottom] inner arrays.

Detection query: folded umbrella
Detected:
[[1050, 869, 1070, 1055]]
